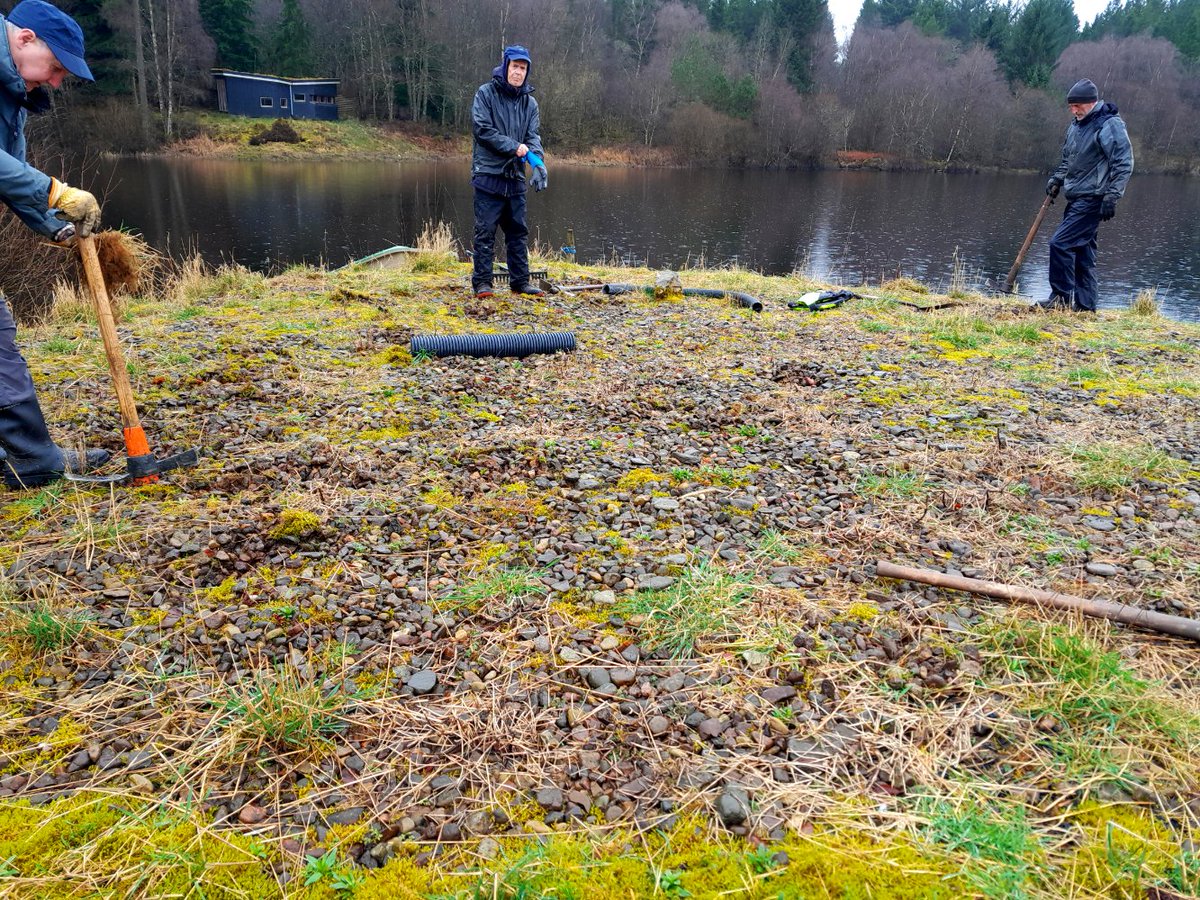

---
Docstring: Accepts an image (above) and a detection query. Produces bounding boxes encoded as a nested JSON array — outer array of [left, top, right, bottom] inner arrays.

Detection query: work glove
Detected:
[[48, 179, 101, 238], [1045, 178, 1061, 198], [1100, 196, 1117, 221], [530, 164, 548, 192]]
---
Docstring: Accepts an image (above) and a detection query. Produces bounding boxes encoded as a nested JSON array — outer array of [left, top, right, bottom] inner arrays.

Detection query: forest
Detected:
[[39, 0, 1200, 171]]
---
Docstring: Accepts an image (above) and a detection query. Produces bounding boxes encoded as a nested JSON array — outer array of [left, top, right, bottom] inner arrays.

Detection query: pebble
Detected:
[[407, 670, 438, 694], [1085, 562, 1118, 577]]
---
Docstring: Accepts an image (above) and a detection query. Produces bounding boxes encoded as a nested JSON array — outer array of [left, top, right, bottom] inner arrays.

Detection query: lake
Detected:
[[96, 158, 1200, 322]]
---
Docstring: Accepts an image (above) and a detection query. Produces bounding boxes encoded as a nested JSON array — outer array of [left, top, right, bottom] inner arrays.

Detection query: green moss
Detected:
[[269, 509, 322, 539], [0, 792, 326, 898]]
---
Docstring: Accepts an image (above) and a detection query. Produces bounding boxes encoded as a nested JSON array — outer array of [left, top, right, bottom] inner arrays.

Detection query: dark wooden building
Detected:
[[212, 70, 339, 120]]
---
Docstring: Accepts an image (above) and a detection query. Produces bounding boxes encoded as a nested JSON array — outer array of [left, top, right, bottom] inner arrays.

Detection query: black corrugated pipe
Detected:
[[601, 283, 763, 312], [411, 332, 576, 359]]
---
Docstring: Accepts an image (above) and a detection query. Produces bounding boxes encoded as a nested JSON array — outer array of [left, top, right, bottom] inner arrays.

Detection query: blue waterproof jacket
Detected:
[[1052, 101, 1134, 203], [470, 48, 543, 181], [0, 14, 59, 238]]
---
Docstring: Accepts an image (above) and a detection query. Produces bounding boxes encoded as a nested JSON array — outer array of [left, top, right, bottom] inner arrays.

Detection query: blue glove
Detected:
[[1045, 179, 1061, 198], [526, 151, 548, 192], [1100, 196, 1117, 221]]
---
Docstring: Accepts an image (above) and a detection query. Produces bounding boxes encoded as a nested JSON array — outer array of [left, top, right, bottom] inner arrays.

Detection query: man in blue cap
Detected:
[[470, 44, 548, 299], [1040, 78, 1134, 313], [1, 0, 109, 488]]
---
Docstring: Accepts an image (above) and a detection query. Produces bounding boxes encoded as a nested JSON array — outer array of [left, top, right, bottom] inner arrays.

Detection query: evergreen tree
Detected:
[[773, 0, 833, 91], [60, 0, 129, 94], [267, 0, 314, 77], [1003, 0, 1077, 86], [200, 0, 258, 71]]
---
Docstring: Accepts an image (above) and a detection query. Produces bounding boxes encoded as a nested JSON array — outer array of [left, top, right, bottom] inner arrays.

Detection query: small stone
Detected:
[[640, 576, 675, 591], [716, 786, 751, 827], [536, 787, 564, 811], [408, 670, 438, 694], [585, 668, 612, 689], [698, 718, 726, 739], [1085, 562, 1118, 577], [1082, 516, 1117, 532], [762, 686, 797, 704], [238, 804, 268, 825], [648, 716, 670, 736], [129, 774, 154, 794], [651, 498, 680, 512]]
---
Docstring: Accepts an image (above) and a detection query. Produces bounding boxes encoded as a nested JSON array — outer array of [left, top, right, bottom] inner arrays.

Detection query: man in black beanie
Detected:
[[1040, 78, 1133, 312]]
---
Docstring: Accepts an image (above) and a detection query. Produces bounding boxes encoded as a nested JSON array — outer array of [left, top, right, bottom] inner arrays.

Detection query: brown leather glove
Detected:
[[48, 179, 101, 237]]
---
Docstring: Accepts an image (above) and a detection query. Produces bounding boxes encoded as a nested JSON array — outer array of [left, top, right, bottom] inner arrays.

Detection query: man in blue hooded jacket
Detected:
[[1, 0, 109, 488], [1040, 78, 1134, 313], [470, 45, 547, 299]]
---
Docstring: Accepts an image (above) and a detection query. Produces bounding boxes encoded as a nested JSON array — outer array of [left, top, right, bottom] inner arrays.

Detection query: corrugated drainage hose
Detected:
[[410, 332, 576, 359], [601, 283, 763, 312]]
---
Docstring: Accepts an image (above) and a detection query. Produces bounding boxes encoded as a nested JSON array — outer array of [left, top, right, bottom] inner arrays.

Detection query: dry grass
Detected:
[[1129, 287, 1160, 317]]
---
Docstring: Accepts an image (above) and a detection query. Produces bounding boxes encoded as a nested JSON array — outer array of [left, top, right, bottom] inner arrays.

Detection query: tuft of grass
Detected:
[[983, 619, 1200, 783], [219, 667, 352, 752], [617, 560, 754, 657], [856, 468, 929, 498], [920, 799, 1040, 899], [437, 566, 547, 614], [4, 599, 91, 651], [1062, 441, 1188, 490], [1128, 288, 1159, 317]]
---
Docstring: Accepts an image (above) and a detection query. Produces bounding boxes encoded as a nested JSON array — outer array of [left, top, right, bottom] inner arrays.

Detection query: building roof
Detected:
[[211, 69, 339, 87]]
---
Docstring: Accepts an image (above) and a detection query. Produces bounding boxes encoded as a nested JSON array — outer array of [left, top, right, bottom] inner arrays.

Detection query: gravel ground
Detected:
[[2, 261, 1199, 896]]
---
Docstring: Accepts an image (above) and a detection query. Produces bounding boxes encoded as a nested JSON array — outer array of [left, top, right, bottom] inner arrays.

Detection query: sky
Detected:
[[828, 0, 1112, 43]]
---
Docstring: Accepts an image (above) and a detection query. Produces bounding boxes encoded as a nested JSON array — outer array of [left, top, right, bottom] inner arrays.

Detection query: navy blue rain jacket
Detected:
[[470, 48, 543, 182], [1052, 101, 1134, 202], [0, 14, 61, 238]]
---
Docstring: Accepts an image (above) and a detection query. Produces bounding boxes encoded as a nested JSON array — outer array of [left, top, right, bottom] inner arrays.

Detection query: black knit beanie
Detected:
[[1066, 79, 1099, 103]]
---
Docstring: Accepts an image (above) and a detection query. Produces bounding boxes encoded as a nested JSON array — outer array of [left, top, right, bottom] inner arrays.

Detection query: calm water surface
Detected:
[[97, 158, 1200, 322]]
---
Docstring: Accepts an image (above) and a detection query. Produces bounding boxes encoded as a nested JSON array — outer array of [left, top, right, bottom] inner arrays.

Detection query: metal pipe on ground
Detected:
[[602, 283, 763, 312], [410, 332, 576, 359], [875, 559, 1200, 642]]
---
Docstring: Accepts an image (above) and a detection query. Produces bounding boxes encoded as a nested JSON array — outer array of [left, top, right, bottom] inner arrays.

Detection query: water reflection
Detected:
[[97, 158, 1200, 322]]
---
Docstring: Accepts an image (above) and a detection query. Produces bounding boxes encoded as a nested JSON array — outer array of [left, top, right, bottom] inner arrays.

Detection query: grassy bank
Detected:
[[1, 244, 1198, 898]]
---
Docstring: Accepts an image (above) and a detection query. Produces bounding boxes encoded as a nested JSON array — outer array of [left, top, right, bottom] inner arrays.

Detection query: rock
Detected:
[[648, 716, 671, 736], [651, 498, 680, 512], [762, 686, 797, 704], [1082, 516, 1117, 532], [238, 804, 268, 825], [1085, 562, 1118, 577], [716, 786, 751, 827], [408, 670, 438, 694], [326, 807, 365, 826], [640, 576, 675, 591], [585, 667, 613, 689], [536, 787, 564, 811], [698, 718, 726, 739]]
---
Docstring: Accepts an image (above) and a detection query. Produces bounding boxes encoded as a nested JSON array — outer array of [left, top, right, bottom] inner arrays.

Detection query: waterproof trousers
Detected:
[[472, 187, 530, 292], [0, 293, 37, 408], [1048, 196, 1103, 312], [0, 294, 110, 489]]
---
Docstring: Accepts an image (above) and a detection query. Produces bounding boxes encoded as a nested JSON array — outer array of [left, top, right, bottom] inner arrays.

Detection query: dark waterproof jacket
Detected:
[[470, 59, 542, 182], [0, 14, 59, 238], [1052, 101, 1134, 202]]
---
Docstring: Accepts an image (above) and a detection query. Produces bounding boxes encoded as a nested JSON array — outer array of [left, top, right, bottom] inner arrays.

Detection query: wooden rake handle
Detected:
[[78, 235, 154, 470]]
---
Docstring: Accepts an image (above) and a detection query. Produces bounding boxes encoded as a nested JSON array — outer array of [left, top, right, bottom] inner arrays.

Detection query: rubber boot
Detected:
[[0, 397, 111, 489]]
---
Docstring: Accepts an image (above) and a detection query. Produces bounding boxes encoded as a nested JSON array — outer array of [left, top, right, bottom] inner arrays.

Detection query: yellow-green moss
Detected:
[[617, 467, 667, 491], [269, 509, 322, 539], [0, 792, 328, 899]]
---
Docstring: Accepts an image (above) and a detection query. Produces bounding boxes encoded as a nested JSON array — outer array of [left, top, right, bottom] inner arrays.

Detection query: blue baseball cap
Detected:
[[8, 0, 93, 82]]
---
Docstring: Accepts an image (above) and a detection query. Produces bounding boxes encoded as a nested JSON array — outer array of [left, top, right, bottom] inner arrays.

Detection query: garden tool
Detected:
[[1002, 194, 1054, 294], [65, 234, 198, 484], [789, 289, 859, 312]]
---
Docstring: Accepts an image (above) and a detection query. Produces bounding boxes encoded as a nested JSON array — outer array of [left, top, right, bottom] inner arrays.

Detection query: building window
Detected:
[[260, 97, 273, 107], [294, 93, 305, 102], [280, 98, 289, 109]]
